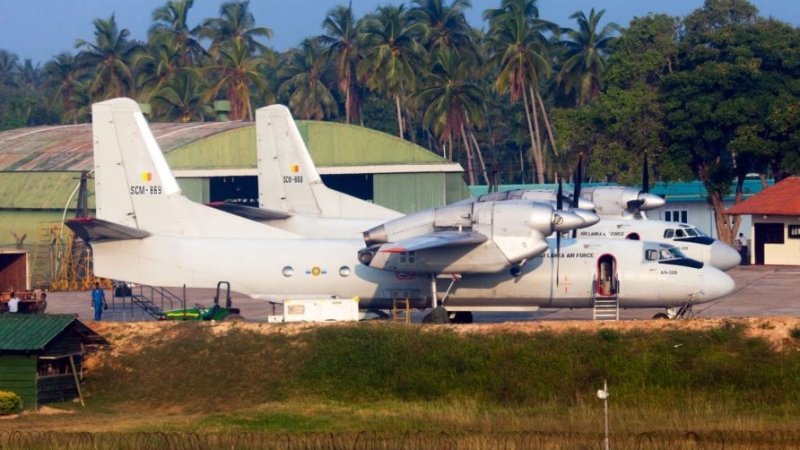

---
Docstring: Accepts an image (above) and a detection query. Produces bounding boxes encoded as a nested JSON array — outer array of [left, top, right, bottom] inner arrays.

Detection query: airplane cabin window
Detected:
[[664, 229, 674, 238], [675, 229, 686, 238]]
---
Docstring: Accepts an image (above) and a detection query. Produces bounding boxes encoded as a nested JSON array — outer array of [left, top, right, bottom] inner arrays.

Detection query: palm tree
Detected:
[[359, 5, 424, 139], [319, 3, 361, 123], [134, 40, 182, 101], [151, 69, 209, 122], [484, 0, 556, 183], [200, 1, 272, 55], [43, 53, 85, 124], [278, 39, 337, 120], [557, 8, 618, 106], [204, 38, 272, 120], [75, 15, 141, 100], [410, 0, 474, 53], [149, 0, 206, 66], [417, 48, 488, 184], [0, 49, 19, 86]]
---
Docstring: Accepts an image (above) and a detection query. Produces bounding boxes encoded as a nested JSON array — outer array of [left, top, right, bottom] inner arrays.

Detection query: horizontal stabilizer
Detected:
[[65, 217, 150, 242], [381, 231, 487, 253], [207, 201, 291, 221]]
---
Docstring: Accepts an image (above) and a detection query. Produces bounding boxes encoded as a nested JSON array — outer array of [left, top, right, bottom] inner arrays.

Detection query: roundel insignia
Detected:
[[311, 266, 321, 276]]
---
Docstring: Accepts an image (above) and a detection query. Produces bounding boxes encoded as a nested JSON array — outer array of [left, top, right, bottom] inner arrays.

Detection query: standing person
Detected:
[[737, 233, 748, 265], [7, 292, 20, 313], [91, 283, 107, 321]]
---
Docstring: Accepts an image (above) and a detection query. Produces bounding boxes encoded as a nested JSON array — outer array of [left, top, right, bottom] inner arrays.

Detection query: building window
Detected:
[[664, 210, 687, 223], [789, 225, 800, 239]]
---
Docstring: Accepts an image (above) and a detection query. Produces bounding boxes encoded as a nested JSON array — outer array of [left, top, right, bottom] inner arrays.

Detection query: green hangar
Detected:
[[0, 119, 468, 286]]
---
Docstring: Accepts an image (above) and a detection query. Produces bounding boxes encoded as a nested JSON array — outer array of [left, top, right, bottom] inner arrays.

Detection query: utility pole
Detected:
[[597, 379, 610, 450]]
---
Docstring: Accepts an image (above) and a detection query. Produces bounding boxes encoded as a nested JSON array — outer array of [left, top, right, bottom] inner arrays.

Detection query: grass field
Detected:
[[2, 320, 800, 448]]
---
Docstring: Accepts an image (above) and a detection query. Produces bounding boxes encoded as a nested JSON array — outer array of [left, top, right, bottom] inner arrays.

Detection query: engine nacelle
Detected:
[[581, 187, 665, 218]]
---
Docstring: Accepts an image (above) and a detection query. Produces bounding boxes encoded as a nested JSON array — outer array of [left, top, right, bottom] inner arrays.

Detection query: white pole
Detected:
[[603, 379, 610, 450]]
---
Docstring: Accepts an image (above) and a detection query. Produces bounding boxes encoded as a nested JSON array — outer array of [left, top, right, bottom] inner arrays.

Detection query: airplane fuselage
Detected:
[[91, 235, 733, 311]]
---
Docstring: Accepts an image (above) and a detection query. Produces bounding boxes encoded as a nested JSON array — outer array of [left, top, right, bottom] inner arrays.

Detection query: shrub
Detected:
[[0, 391, 21, 415], [790, 326, 800, 340]]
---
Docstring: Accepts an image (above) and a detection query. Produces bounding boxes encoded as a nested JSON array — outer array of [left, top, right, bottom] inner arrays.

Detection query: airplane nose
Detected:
[[698, 267, 735, 302], [572, 209, 600, 227], [640, 193, 666, 209], [709, 240, 741, 271], [552, 210, 585, 232]]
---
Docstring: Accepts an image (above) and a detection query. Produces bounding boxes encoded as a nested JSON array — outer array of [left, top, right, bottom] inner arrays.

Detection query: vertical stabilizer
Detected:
[[92, 98, 298, 239], [257, 105, 400, 220]]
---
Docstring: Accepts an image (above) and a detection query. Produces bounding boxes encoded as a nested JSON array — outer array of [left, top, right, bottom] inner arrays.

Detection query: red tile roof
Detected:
[[725, 177, 800, 215]]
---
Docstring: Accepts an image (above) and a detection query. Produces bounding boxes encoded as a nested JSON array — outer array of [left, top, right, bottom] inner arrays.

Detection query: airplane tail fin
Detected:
[[91, 98, 297, 239], [256, 105, 400, 220]]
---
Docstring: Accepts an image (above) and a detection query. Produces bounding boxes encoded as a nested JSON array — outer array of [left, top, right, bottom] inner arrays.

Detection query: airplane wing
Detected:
[[380, 231, 487, 253], [206, 201, 291, 221], [65, 217, 150, 242]]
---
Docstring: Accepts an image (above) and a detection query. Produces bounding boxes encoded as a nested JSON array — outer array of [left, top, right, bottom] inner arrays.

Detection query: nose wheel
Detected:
[[652, 304, 694, 320]]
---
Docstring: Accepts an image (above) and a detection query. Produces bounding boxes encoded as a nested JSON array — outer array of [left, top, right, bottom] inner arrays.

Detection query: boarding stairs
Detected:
[[113, 282, 185, 320], [592, 279, 620, 321]]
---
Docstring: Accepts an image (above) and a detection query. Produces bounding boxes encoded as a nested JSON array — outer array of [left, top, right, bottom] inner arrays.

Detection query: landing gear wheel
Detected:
[[449, 312, 473, 324], [653, 313, 669, 320], [422, 306, 449, 324]]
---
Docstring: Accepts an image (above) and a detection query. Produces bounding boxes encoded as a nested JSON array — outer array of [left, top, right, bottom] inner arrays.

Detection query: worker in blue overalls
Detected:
[[91, 282, 107, 321]]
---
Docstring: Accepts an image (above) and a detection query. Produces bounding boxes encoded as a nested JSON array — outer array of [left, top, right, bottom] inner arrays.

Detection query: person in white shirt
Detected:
[[737, 233, 748, 265], [8, 292, 20, 313]]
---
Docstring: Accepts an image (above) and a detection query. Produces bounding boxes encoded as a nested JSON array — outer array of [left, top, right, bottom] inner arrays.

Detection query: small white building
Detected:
[[725, 177, 800, 265]]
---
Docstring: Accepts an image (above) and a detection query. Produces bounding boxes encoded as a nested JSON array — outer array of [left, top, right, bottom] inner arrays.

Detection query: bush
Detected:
[[0, 391, 21, 415], [790, 326, 800, 340]]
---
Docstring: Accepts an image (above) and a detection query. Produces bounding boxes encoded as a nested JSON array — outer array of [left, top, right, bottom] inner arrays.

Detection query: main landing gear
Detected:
[[421, 274, 474, 324]]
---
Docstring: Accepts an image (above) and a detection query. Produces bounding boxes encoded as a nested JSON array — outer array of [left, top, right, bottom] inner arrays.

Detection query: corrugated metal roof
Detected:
[[0, 122, 251, 172], [726, 177, 800, 215], [0, 314, 76, 351]]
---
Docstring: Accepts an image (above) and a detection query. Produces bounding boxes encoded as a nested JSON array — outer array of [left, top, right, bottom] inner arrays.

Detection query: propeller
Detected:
[[626, 153, 653, 212], [556, 177, 562, 287], [643, 153, 650, 193], [572, 155, 583, 238]]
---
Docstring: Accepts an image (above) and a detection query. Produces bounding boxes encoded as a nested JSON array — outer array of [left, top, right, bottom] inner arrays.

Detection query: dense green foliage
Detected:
[[0, 0, 798, 212], [0, 391, 22, 415], [88, 323, 800, 414]]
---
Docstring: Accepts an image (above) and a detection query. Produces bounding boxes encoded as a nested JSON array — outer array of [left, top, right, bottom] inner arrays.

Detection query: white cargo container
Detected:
[[277, 297, 360, 322]]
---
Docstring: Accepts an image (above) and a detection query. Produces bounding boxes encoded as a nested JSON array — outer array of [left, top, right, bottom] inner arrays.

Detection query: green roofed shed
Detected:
[[0, 314, 106, 409]]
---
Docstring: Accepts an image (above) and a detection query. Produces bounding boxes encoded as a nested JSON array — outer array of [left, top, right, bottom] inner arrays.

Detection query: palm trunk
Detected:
[[536, 89, 558, 155], [527, 86, 545, 184], [521, 87, 540, 184], [345, 84, 351, 123], [460, 124, 476, 186], [465, 119, 490, 185], [395, 94, 404, 140]]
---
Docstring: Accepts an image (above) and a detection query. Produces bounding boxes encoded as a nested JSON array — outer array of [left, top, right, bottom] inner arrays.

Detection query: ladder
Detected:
[[592, 279, 620, 321]]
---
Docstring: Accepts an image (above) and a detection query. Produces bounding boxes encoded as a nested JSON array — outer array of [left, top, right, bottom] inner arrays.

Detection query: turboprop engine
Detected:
[[358, 200, 598, 274], [467, 189, 596, 211], [581, 186, 665, 218]]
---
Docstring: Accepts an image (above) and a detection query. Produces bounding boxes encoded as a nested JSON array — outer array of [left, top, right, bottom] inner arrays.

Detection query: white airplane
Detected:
[[67, 98, 734, 322], [468, 158, 741, 271]]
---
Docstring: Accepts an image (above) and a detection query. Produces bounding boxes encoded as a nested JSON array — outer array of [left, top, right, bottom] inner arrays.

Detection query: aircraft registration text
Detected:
[[130, 185, 162, 195]]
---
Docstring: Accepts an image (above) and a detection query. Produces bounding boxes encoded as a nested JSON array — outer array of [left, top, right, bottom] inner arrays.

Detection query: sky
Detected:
[[0, 0, 798, 65]]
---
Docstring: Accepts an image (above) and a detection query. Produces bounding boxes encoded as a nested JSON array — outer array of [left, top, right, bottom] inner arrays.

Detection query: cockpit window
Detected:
[[664, 229, 674, 238], [646, 246, 686, 261], [675, 229, 686, 238], [685, 228, 698, 237]]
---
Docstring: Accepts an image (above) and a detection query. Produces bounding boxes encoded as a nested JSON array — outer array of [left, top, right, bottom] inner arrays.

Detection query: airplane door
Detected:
[[595, 254, 617, 297]]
